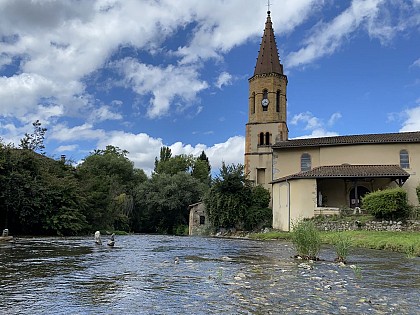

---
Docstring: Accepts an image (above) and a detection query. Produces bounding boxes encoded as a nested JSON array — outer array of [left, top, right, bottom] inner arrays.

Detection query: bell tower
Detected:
[[245, 10, 288, 192]]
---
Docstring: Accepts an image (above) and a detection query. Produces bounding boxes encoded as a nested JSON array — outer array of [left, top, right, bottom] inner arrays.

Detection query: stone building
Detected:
[[188, 202, 210, 236], [245, 10, 420, 231]]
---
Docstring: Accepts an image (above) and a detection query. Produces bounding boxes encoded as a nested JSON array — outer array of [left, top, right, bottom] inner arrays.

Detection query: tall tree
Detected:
[[77, 145, 146, 231], [19, 120, 47, 154], [192, 151, 211, 186], [205, 163, 271, 230], [133, 172, 205, 234]]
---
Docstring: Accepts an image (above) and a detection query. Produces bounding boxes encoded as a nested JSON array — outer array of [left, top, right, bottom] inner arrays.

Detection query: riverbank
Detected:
[[250, 230, 420, 257]]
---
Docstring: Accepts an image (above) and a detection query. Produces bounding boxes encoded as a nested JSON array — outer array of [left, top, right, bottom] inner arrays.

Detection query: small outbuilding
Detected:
[[188, 202, 210, 236]]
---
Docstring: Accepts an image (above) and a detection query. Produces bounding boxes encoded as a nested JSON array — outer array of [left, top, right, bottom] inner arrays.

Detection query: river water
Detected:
[[0, 235, 419, 314]]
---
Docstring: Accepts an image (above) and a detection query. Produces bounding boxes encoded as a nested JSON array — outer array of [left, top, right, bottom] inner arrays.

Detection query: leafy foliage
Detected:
[[133, 172, 205, 233], [362, 187, 409, 219], [77, 145, 146, 231], [19, 120, 47, 154], [204, 163, 271, 230]]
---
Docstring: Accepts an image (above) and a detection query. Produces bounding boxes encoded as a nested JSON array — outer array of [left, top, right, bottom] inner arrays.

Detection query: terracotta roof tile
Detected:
[[253, 11, 283, 76], [273, 131, 420, 149], [272, 164, 410, 183]]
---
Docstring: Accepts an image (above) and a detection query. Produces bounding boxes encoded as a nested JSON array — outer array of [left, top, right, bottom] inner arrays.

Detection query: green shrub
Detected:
[[416, 184, 420, 204], [362, 187, 409, 219], [174, 224, 188, 236], [407, 206, 420, 220], [332, 233, 352, 263], [244, 207, 272, 231], [291, 220, 321, 259]]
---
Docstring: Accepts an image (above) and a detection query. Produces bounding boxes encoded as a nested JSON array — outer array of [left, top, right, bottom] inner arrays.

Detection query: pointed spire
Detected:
[[253, 11, 283, 76]]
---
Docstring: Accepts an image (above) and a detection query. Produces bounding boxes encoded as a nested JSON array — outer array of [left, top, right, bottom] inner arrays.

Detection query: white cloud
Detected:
[[87, 105, 123, 123], [50, 123, 106, 142], [290, 112, 323, 130], [116, 58, 208, 118], [291, 129, 339, 139], [411, 58, 420, 68], [400, 106, 420, 132], [328, 112, 342, 126], [55, 144, 79, 152], [215, 72, 233, 89], [94, 130, 244, 175], [286, 0, 388, 67], [290, 111, 340, 137]]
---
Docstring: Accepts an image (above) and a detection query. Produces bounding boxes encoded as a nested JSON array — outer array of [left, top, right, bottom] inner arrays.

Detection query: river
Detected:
[[0, 235, 419, 314]]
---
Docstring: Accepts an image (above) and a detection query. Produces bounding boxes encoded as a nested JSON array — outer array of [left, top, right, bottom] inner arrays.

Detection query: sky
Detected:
[[1, 0, 419, 175]]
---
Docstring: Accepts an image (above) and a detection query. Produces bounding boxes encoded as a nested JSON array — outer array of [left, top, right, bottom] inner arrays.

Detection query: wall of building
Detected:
[[273, 143, 420, 205], [188, 202, 211, 236], [273, 179, 317, 231]]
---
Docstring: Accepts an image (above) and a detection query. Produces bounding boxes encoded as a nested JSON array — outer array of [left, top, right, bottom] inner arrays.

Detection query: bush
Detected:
[[244, 207, 272, 231], [362, 187, 409, 219], [291, 220, 321, 259]]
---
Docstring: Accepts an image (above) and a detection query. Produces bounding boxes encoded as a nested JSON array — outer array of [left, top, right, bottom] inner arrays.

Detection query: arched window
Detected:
[[251, 92, 255, 114], [259, 132, 264, 145], [301, 153, 311, 172], [276, 90, 280, 112], [265, 132, 270, 145], [400, 149, 409, 168], [263, 89, 268, 99]]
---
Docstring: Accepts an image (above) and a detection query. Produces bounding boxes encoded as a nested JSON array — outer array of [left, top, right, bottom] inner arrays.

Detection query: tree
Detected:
[[19, 120, 47, 154], [0, 145, 87, 235], [133, 172, 205, 234], [191, 151, 211, 186], [205, 163, 271, 230], [77, 145, 146, 231]]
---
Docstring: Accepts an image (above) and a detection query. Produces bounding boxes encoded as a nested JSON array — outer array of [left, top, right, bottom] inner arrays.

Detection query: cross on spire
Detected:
[[267, 0, 271, 13]]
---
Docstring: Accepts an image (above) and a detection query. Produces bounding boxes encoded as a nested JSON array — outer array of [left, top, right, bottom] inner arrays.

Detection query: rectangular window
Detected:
[[257, 168, 265, 185], [199, 216, 205, 225]]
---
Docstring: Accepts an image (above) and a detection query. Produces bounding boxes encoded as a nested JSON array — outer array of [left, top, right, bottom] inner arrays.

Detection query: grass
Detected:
[[290, 220, 321, 259], [250, 230, 420, 257]]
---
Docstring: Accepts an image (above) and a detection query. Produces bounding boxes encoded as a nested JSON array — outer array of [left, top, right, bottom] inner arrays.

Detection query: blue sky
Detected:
[[1, 0, 419, 175]]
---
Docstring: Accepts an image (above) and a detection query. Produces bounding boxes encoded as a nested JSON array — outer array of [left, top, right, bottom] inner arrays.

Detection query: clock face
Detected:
[[261, 98, 269, 106]]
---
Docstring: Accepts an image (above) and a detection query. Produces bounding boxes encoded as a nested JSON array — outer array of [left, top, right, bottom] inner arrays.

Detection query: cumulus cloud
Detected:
[[400, 106, 420, 132], [215, 72, 233, 89], [115, 58, 208, 118], [95, 131, 244, 175], [290, 111, 340, 138], [286, 0, 420, 68]]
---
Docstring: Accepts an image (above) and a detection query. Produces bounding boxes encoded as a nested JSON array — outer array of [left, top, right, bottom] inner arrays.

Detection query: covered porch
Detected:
[[272, 164, 410, 231]]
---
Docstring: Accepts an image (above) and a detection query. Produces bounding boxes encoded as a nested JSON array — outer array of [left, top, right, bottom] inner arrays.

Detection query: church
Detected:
[[245, 10, 420, 231]]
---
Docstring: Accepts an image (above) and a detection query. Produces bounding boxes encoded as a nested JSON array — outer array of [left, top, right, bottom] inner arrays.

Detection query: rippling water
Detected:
[[0, 235, 419, 314]]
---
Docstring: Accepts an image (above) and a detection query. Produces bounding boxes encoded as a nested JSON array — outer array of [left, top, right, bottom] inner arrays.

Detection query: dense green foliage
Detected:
[[290, 220, 321, 259], [133, 172, 205, 234], [77, 145, 147, 232], [204, 163, 271, 230], [154, 147, 211, 187], [0, 146, 87, 235], [362, 187, 409, 219], [0, 127, 210, 236]]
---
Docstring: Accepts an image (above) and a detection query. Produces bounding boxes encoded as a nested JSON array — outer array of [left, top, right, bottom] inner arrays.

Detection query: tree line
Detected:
[[0, 121, 270, 236]]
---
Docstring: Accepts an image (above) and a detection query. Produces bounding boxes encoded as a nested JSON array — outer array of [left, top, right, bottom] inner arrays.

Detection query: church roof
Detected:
[[272, 131, 420, 149], [272, 164, 410, 183], [253, 11, 283, 76]]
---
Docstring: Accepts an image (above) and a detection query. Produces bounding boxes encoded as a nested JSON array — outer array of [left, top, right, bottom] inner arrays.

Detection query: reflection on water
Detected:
[[0, 235, 419, 314]]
